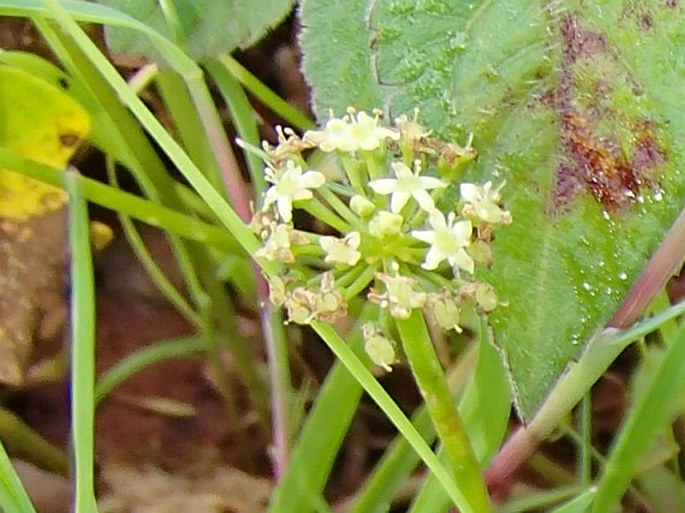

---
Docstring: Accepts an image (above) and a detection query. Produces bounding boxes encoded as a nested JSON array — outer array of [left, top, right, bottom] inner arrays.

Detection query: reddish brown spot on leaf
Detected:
[[551, 14, 666, 212]]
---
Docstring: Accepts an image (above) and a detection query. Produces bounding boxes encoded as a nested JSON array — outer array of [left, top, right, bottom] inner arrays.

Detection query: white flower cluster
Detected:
[[249, 108, 511, 371]]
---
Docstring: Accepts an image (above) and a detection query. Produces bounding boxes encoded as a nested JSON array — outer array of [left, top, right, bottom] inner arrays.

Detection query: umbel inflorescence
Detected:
[[247, 108, 511, 371]]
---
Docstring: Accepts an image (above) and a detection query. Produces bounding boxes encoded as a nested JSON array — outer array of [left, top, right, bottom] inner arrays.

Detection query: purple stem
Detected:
[[486, 205, 685, 499], [187, 81, 291, 479]]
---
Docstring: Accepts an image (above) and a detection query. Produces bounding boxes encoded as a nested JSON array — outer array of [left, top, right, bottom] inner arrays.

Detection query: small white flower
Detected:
[[303, 109, 399, 153], [320, 232, 362, 265], [304, 117, 351, 152], [370, 268, 427, 319], [346, 110, 399, 151], [369, 161, 446, 213], [260, 125, 315, 162], [256, 223, 294, 262], [263, 160, 326, 222], [412, 210, 474, 273], [394, 108, 431, 142], [460, 181, 511, 224]]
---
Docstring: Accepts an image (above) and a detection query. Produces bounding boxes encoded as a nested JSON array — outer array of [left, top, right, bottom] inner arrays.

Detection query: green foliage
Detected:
[[5, 0, 685, 511], [300, 0, 685, 418], [0, 442, 36, 513], [95, 0, 296, 61], [591, 320, 685, 512]]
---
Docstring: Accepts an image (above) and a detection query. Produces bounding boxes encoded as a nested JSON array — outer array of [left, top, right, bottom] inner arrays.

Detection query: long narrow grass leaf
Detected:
[[0, 442, 36, 513], [66, 168, 98, 512], [311, 321, 473, 513], [35, 0, 273, 276], [591, 319, 685, 511], [269, 308, 372, 513], [95, 336, 203, 404], [0, 148, 238, 253]]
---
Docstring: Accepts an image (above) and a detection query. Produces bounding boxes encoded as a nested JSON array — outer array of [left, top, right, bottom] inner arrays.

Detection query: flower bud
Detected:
[[369, 211, 404, 238], [475, 282, 499, 312], [350, 194, 376, 217], [362, 324, 396, 372]]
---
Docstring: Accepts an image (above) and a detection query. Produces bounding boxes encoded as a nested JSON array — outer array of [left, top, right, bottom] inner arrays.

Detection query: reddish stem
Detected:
[[486, 205, 685, 499]]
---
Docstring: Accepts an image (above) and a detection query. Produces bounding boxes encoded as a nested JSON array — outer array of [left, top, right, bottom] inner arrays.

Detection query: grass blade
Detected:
[[66, 168, 98, 512], [591, 318, 685, 511], [0, 442, 37, 513]]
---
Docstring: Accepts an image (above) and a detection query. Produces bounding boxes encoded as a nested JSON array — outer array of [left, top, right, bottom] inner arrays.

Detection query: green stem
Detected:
[[311, 320, 473, 512], [0, 440, 37, 513], [127, 63, 158, 93], [349, 346, 478, 513], [66, 169, 98, 512], [158, 0, 187, 51], [183, 71, 252, 219], [217, 54, 313, 131], [205, 58, 266, 194], [95, 336, 203, 404], [0, 407, 68, 477], [301, 198, 351, 233], [343, 264, 378, 299], [340, 154, 366, 194], [215, 111, 291, 468], [107, 158, 202, 328], [317, 185, 364, 230], [34, 4, 274, 274], [395, 310, 491, 513], [261, 300, 293, 479], [0, 149, 239, 254], [485, 300, 685, 494], [579, 394, 592, 486], [363, 150, 384, 180]]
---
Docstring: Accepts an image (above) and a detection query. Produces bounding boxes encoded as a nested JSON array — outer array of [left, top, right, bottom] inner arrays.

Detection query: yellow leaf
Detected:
[[0, 63, 91, 386], [0, 65, 90, 220]]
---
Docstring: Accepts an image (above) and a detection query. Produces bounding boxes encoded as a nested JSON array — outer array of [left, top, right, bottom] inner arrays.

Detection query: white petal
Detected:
[[292, 189, 314, 201], [276, 196, 293, 222], [419, 176, 447, 190], [369, 179, 398, 195], [460, 183, 480, 203], [263, 187, 278, 207], [412, 229, 435, 244], [412, 190, 435, 211], [302, 129, 325, 145], [355, 111, 374, 125], [346, 231, 361, 249], [390, 191, 411, 213], [391, 162, 413, 178], [319, 236, 333, 250], [427, 210, 447, 231], [381, 127, 401, 141], [450, 220, 472, 244], [298, 170, 326, 188], [449, 248, 475, 273], [421, 246, 444, 270]]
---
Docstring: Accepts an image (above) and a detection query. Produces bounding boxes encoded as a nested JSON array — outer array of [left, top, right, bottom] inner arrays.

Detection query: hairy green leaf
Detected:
[[300, 0, 685, 417]]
